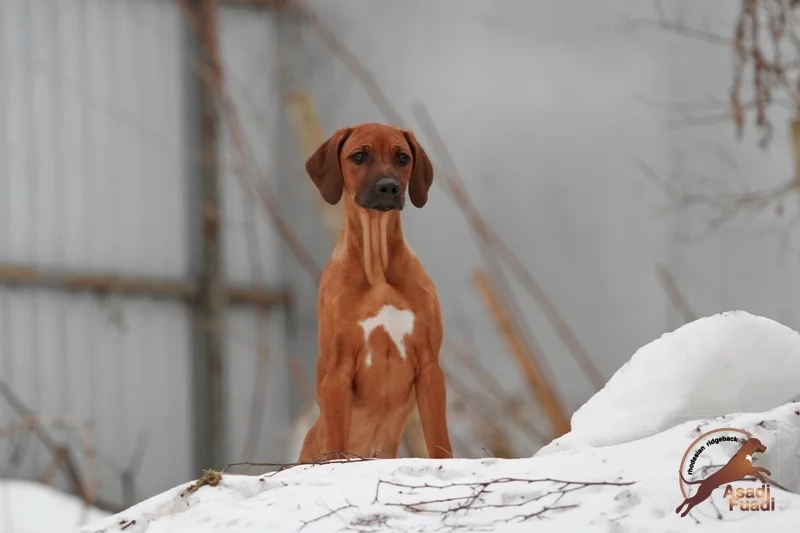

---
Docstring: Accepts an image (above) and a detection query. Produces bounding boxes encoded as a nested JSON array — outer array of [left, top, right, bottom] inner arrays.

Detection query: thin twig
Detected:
[[299, 501, 356, 531], [446, 343, 548, 445], [636, 157, 798, 241], [297, 475, 634, 531], [291, 0, 405, 127], [655, 264, 698, 324], [224, 452, 376, 475], [0, 380, 89, 503], [442, 366, 523, 456], [410, 104, 565, 392], [121, 432, 149, 508], [482, 224, 605, 390], [622, 0, 800, 149], [472, 270, 570, 438], [241, 309, 272, 462]]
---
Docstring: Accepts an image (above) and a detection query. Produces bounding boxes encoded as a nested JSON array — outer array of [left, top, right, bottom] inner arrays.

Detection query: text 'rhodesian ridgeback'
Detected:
[[298, 122, 453, 462]]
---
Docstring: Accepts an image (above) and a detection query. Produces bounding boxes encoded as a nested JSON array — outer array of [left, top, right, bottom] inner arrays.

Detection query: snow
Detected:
[[78, 404, 800, 533], [0, 479, 108, 533], [80, 310, 800, 532], [537, 310, 800, 455]]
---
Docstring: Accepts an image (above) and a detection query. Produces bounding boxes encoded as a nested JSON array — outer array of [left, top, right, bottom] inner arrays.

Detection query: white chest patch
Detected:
[[359, 305, 415, 367]]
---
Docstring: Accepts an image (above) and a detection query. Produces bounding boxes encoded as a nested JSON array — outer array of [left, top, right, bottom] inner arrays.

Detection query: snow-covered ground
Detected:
[[81, 310, 800, 532], [0, 479, 108, 533]]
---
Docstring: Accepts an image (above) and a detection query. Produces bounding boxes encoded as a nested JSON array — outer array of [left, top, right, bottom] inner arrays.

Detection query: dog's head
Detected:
[[305, 122, 434, 211], [743, 437, 767, 455]]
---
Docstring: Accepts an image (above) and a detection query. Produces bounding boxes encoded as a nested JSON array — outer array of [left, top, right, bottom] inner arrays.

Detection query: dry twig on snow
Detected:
[[224, 451, 377, 476], [299, 475, 635, 532]]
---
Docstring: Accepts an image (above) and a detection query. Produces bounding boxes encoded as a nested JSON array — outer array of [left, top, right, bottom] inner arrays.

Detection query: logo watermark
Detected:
[[677, 427, 776, 521]]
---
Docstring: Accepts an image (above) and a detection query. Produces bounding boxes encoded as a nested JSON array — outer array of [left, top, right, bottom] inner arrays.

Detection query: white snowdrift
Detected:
[[538, 310, 800, 456], [80, 404, 800, 533], [0, 479, 108, 533], [79, 311, 800, 532]]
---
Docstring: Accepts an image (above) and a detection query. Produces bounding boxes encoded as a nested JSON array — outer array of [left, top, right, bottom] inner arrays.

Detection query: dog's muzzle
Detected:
[[356, 175, 405, 211]]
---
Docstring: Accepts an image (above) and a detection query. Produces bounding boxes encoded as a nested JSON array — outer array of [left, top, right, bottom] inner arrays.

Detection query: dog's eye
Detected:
[[396, 153, 410, 166], [350, 151, 367, 164]]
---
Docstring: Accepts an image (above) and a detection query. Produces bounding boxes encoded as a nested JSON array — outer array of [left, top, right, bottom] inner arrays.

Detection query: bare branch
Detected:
[[299, 500, 357, 531], [618, 2, 732, 47], [0, 380, 90, 504], [635, 157, 799, 241], [656, 265, 698, 324], [299, 475, 635, 531], [223, 452, 377, 476], [624, 1, 800, 149]]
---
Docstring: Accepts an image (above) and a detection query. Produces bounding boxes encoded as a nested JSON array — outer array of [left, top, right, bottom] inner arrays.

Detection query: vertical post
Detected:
[[186, 0, 226, 472], [275, 13, 317, 423], [792, 118, 800, 186]]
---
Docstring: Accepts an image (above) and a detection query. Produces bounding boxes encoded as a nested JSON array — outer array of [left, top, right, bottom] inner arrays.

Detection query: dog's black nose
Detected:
[[376, 177, 400, 197]]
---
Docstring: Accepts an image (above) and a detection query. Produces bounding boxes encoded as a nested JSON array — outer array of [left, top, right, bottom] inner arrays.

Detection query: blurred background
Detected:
[[1, 0, 799, 520]]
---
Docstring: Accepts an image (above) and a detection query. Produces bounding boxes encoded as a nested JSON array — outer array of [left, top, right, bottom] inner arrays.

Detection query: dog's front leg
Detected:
[[317, 345, 355, 460], [751, 466, 772, 483], [415, 356, 453, 459]]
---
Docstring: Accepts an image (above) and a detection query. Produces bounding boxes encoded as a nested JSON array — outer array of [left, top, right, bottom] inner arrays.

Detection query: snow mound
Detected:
[[0, 479, 108, 533], [537, 310, 800, 456], [82, 403, 800, 533], [80, 310, 800, 532]]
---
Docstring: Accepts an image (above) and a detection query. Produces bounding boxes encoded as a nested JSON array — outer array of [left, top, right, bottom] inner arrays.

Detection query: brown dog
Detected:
[[676, 437, 771, 517], [298, 123, 453, 462]]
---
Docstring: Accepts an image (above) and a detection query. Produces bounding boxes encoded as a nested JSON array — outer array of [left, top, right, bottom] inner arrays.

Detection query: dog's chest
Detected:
[[357, 304, 415, 368]]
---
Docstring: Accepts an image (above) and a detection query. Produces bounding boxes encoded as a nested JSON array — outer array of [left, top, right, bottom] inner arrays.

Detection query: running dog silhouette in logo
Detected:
[[676, 437, 771, 517]]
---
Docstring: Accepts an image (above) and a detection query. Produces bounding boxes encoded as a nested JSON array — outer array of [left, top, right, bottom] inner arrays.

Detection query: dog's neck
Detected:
[[340, 196, 405, 286]]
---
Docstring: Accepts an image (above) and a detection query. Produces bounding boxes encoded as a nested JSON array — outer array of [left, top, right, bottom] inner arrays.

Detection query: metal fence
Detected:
[[0, 0, 291, 511]]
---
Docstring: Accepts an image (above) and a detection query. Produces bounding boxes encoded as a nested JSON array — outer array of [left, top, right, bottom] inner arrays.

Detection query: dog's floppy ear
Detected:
[[403, 129, 434, 208], [305, 127, 352, 205]]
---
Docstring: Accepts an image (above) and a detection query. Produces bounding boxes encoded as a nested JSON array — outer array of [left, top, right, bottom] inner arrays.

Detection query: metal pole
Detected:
[[186, 0, 226, 473], [0, 262, 290, 307]]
